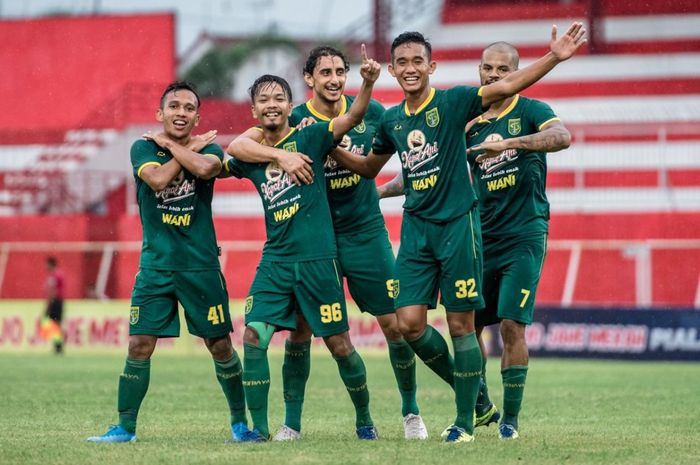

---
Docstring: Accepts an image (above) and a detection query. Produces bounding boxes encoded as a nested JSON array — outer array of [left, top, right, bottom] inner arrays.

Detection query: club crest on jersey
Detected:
[[426, 108, 440, 128], [508, 118, 521, 136], [355, 119, 366, 133], [244, 296, 253, 314], [386, 279, 400, 299], [130, 306, 139, 325], [283, 141, 297, 152]]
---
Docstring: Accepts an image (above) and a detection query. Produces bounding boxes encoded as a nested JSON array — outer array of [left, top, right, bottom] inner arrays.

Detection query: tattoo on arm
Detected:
[[516, 126, 571, 153], [379, 173, 404, 198]]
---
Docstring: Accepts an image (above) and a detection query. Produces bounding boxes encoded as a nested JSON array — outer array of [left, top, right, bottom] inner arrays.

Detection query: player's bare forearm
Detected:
[[140, 158, 183, 191], [481, 22, 586, 107], [168, 142, 221, 179], [515, 124, 571, 152], [377, 172, 404, 199], [228, 136, 284, 162], [330, 148, 385, 178]]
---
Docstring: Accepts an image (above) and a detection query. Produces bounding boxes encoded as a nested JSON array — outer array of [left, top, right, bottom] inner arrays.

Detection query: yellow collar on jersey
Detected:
[[404, 87, 436, 116], [305, 95, 348, 121]]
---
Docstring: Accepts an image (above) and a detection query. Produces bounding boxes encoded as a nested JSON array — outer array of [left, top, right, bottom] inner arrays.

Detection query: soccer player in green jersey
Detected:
[[331, 24, 585, 443], [223, 48, 383, 442], [229, 45, 426, 441], [88, 82, 250, 443]]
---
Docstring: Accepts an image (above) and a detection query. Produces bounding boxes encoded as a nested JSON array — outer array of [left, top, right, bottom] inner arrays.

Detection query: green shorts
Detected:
[[245, 258, 349, 337], [476, 233, 547, 327], [337, 228, 396, 316], [394, 211, 485, 312], [129, 268, 232, 339]]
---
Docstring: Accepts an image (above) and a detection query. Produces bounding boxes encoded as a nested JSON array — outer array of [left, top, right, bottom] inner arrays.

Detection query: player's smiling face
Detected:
[[251, 82, 292, 131], [389, 42, 436, 94], [479, 50, 517, 86], [306, 55, 347, 104], [157, 90, 199, 141]]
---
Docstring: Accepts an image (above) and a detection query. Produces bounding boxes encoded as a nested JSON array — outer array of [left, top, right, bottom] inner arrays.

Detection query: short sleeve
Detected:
[[526, 99, 560, 131], [224, 157, 246, 179], [302, 122, 335, 162], [445, 85, 483, 127], [201, 143, 224, 162], [130, 139, 161, 178]]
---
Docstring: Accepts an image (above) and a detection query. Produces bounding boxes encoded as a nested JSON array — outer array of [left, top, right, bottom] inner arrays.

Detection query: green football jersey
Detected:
[[289, 95, 385, 235], [226, 123, 337, 262], [466, 94, 558, 239], [372, 86, 483, 222], [130, 139, 223, 271]]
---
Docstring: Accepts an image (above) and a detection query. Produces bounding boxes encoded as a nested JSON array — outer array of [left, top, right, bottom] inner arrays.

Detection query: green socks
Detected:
[[282, 340, 311, 432], [387, 340, 419, 416], [475, 354, 492, 415], [243, 343, 271, 437], [406, 325, 455, 387], [335, 350, 373, 428], [452, 332, 482, 433], [502, 365, 528, 429], [213, 351, 247, 425], [117, 357, 151, 433]]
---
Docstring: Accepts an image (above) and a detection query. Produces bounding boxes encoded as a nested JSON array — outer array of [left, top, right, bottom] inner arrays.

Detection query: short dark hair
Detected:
[[160, 81, 201, 110], [248, 74, 293, 103], [391, 31, 432, 61], [303, 46, 350, 76], [47, 256, 57, 268]]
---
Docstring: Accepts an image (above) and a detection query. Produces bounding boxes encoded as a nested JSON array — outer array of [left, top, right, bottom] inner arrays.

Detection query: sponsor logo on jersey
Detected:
[[426, 108, 440, 128], [156, 151, 166, 157], [400, 129, 439, 172], [261, 162, 295, 203], [272, 202, 300, 222], [162, 212, 191, 226], [130, 306, 139, 325], [329, 174, 361, 189], [477, 134, 519, 174], [156, 170, 196, 204], [355, 119, 366, 133], [508, 118, 521, 136], [325, 140, 364, 178], [412, 173, 438, 191], [486, 174, 516, 191]]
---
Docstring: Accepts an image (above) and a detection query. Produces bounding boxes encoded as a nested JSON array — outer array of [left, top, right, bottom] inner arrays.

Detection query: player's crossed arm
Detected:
[[467, 120, 571, 162], [143, 131, 222, 180]]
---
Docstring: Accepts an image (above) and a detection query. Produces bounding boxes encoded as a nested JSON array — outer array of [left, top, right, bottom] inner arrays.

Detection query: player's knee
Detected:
[[376, 314, 403, 342], [324, 332, 354, 358], [288, 323, 313, 343], [127, 335, 157, 359], [500, 319, 526, 344], [245, 321, 275, 350], [204, 335, 233, 360]]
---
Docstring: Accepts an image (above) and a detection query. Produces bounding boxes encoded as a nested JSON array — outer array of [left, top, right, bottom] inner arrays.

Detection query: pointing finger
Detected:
[[361, 43, 368, 62]]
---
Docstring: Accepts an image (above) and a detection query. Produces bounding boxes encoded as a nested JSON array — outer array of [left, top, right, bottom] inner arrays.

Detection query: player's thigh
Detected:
[[337, 229, 396, 316], [435, 211, 485, 312], [129, 269, 180, 337], [246, 261, 297, 331], [496, 234, 547, 325], [394, 214, 440, 309], [175, 269, 232, 338], [294, 259, 349, 337]]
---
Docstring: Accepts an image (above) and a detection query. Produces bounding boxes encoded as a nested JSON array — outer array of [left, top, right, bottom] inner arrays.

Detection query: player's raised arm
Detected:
[[144, 131, 221, 180], [469, 120, 571, 162], [480, 22, 586, 107], [227, 127, 314, 185], [331, 44, 381, 139]]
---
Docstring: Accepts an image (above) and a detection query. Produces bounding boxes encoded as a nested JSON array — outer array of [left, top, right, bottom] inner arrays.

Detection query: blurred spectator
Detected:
[[44, 256, 65, 354]]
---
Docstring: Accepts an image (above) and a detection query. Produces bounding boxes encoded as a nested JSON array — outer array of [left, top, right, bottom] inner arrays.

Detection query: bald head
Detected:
[[478, 42, 520, 86], [482, 42, 519, 69]]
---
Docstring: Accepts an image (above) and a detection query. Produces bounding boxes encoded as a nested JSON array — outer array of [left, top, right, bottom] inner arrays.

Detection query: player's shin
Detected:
[[452, 332, 482, 434], [335, 349, 373, 428], [117, 358, 151, 433], [406, 325, 455, 387], [282, 339, 311, 432], [243, 343, 271, 438], [388, 340, 419, 416], [501, 365, 528, 429], [214, 350, 247, 425]]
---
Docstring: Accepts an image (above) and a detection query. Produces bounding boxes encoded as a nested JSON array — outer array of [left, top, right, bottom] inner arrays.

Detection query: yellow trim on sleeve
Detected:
[[328, 119, 335, 133], [477, 87, 484, 96], [223, 159, 231, 172], [137, 161, 161, 178], [496, 94, 520, 120], [306, 95, 347, 121], [538, 117, 561, 131], [404, 87, 435, 116], [203, 153, 222, 161]]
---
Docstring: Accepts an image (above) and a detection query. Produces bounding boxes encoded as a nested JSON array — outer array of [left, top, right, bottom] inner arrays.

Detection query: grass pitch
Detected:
[[1, 350, 698, 465]]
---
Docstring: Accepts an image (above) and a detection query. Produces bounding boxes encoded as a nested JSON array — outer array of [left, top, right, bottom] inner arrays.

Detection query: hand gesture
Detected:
[[295, 117, 317, 129], [468, 140, 511, 163], [359, 43, 381, 83], [279, 152, 314, 185], [142, 131, 173, 149], [187, 130, 218, 152], [549, 22, 587, 61]]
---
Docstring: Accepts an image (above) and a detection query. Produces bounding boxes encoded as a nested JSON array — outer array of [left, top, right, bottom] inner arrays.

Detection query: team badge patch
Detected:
[[386, 279, 400, 299], [129, 306, 139, 325], [282, 141, 297, 152], [355, 119, 366, 133], [426, 108, 440, 128], [508, 118, 522, 136], [244, 296, 254, 314]]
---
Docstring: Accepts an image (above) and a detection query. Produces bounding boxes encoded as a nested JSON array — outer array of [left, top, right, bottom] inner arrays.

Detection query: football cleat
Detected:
[[272, 424, 302, 441], [498, 423, 520, 440], [86, 425, 137, 443], [443, 425, 474, 443], [403, 414, 428, 440], [356, 425, 379, 440], [237, 428, 269, 443], [229, 422, 252, 442], [475, 403, 501, 428]]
